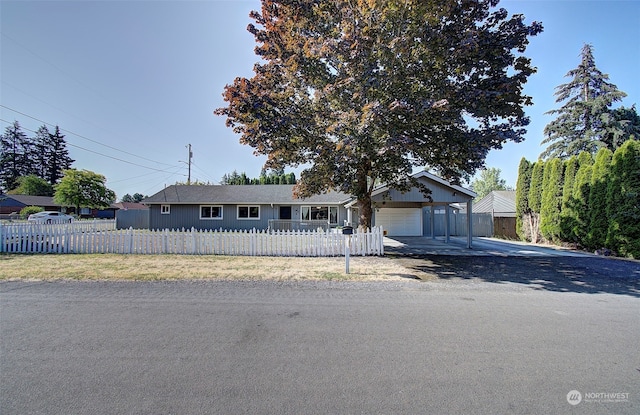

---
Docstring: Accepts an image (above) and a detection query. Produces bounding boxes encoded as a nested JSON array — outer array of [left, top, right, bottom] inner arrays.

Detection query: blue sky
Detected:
[[1, 0, 638, 200]]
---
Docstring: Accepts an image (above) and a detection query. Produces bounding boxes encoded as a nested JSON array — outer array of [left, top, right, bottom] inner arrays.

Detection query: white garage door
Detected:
[[375, 208, 422, 236]]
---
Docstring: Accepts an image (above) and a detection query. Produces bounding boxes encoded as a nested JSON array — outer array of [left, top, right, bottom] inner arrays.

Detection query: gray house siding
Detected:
[[149, 204, 348, 231]]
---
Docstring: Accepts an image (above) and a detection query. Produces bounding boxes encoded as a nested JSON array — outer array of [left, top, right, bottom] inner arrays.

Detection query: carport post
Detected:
[[445, 205, 450, 243], [467, 199, 473, 249]]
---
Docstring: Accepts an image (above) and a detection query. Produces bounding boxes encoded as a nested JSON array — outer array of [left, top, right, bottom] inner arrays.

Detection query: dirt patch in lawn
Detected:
[[0, 254, 428, 282]]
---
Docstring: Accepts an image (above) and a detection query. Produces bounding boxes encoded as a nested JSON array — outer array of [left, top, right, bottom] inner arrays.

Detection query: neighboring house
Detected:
[[473, 190, 517, 239], [143, 171, 477, 246], [0, 194, 117, 219], [0, 195, 61, 216]]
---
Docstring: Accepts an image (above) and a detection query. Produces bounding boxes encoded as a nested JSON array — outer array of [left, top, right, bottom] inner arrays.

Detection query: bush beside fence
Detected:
[[0, 223, 384, 256]]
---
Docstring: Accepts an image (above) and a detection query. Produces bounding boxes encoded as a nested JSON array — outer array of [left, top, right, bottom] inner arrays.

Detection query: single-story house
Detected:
[[0, 194, 61, 216], [472, 190, 517, 239], [143, 171, 477, 247], [0, 194, 117, 219]]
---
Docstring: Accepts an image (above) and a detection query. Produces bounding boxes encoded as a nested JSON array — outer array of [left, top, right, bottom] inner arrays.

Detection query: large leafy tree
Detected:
[[541, 44, 631, 159], [470, 167, 510, 201], [7, 175, 54, 196], [216, 0, 543, 227], [54, 169, 116, 214]]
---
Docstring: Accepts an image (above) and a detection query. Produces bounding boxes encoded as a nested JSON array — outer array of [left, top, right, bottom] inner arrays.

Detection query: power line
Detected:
[[0, 105, 175, 167], [0, 118, 182, 174]]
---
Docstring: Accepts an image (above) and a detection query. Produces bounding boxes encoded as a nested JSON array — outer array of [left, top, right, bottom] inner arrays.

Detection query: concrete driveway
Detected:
[[384, 236, 594, 257]]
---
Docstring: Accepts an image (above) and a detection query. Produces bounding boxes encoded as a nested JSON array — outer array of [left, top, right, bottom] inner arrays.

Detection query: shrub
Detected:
[[19, 206, 44, 219]]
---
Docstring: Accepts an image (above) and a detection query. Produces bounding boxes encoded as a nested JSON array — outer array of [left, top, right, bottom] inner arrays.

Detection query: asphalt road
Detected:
[[1, 279, 639, 415]]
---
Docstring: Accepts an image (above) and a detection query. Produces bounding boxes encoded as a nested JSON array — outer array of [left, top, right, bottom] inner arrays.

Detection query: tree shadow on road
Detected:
[[388, 254, 640, 298]]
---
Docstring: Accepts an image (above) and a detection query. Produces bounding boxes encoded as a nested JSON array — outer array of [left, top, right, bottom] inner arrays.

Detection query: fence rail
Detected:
[[0, 224, 384, 256]]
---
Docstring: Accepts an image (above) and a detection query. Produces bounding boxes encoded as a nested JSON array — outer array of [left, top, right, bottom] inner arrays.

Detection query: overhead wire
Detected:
[[0, 118, 183, 174], [0, 105, 175, 167]]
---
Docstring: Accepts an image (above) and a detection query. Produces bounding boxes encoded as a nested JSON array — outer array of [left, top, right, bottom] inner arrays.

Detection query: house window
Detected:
[[200, 205, 222, 220], [161, 205, 170, 215], [301, 206, 338, 224], [238, 205, 260, 220]]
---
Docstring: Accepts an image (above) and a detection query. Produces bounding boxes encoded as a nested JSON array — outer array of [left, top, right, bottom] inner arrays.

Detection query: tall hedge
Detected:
[[515, 139, 638, 256], [560, 156, 579, 241], [606, 139, 640, 258], [586, 148, 613, 249], [515, 158, 533, 240], [527, 161, 545, 242], [540, 158, 564, 242], [571, 152, 594, 245]]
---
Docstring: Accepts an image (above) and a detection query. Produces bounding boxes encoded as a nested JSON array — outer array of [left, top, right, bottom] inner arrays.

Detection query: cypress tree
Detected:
[[527, 161, 545, 243], [606, 139, 640, 258], [515, 158, 533, 241], [559, 156, 579, 241], [571, 152, 594, 246], [586, 148, 613, 250], [540, 158, 564, 242]]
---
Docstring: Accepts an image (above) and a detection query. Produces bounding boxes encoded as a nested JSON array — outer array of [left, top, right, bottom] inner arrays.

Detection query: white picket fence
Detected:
[[0, 224, 384, 256]]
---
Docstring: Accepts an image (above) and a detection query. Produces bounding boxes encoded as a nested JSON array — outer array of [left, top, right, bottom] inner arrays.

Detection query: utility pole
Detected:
[[186, 144, 192, 185]]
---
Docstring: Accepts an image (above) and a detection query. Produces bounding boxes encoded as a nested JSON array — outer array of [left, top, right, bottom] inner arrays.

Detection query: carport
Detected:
[[348, 171, 476, 248]]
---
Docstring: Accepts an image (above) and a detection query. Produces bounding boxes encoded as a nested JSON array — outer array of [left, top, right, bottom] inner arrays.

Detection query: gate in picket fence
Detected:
[[0, 224, 384, 256]]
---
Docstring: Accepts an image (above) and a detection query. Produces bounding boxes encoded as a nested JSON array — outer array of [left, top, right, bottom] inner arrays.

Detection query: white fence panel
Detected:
[[1, 224, 384, 256]]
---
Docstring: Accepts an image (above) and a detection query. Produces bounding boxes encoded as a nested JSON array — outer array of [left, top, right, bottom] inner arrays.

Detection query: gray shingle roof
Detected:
[[143, 185, 352, 205], [1, 195, 58, 207], [473, 190, 516, 216]]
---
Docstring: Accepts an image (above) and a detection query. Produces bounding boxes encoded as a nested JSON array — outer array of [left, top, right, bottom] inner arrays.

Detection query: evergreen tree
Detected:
[[571, 152, 594, 245], [0, 121, 31, 192], [541, 44, 629, 159], [527, 161, 545, 243], [32, 126, 50, 179], [45, 126, 74, 185], [586, 148, 613, 249], [605, 105, 640, 149], [121, 194, 134, 203], [606, 139, 640, 258], [515, 158, 533, 241], [559, 155, 579, 241], [540, 158, 564, 242]]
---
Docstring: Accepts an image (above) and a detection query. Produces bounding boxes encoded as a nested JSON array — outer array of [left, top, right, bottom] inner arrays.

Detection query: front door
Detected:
[[279, 206, 292, 220]]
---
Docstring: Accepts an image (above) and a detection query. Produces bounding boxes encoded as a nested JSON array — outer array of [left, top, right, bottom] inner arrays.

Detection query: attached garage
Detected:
[[375, 208, 422, 236]]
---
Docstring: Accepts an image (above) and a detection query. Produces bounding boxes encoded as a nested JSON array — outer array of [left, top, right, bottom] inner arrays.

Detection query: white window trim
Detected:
[[161, 204, 170, 215], [237, 205, 260, 220], [200, 205, 223, 220], [301, 205, 337, 224]]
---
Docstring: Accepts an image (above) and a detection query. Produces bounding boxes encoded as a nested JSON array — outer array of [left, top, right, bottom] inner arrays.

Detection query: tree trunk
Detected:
[[355, 160, 374, 229], [358, 194, 373, 229]]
